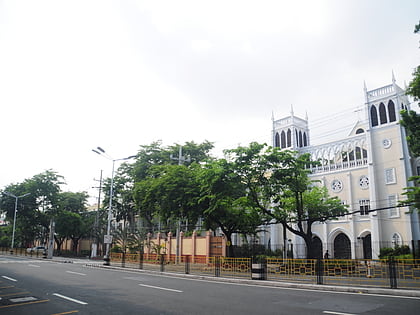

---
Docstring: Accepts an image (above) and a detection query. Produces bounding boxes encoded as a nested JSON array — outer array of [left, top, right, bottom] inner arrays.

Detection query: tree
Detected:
[[132, 140, 214, 231], [0, 170, 65, 247], [227, 143, 347, 259], [401, 21, 420, 155], [54, 191, 89, 252], [400, 21, 420, 211], [198, 158, 264, 256], [134, 163, 203, 233]]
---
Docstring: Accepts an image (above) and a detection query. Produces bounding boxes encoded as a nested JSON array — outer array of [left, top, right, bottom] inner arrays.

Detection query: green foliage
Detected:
[[401, 176, 420, 210], [198, 158, 264, 251], [400, 110, 420, 156], [225, 143, 347, 258], [1, 170, 65, 246], [379, 245, 411, 259]]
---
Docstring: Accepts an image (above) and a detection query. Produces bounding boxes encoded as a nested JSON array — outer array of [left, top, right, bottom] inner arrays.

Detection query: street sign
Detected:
[[104, 235, 113, 244]]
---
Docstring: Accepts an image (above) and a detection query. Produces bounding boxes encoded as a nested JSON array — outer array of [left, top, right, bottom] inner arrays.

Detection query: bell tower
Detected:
[[272, 106, 310, 150]]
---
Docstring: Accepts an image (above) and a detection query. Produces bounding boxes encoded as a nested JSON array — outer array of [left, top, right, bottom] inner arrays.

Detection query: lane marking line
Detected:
[[65, 271, 86, 276], [104, 266, 420, 301], [0, 291, 30, 297], [0, 299, 49, 309], [323, 311, 356, 315], [1, 276, 17, 282], [50, 310, 79, 315], [139, 284, 183, 293], [28, 264, 40, 268], [53, 293, 88, 305]]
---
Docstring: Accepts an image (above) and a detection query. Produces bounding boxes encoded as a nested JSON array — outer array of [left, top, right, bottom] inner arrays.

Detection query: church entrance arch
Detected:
[[334, 233, 351, 259], [362, 234, 372, 259], [311, 236, 323, 259]]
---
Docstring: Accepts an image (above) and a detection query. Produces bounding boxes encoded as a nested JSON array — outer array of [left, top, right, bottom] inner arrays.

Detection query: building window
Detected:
[[299, 130, 303, 148], [370, 105, 378, 127], [359, 199, 370, 216], [331, 179, 343, 193], [287, 129, 291, 147], [303, 132, 308, 146], [388, 194, 399, 218], [359, 175, 369, 190], [392, 233, 402, 247], [385, 168, 396, 184], [382, 138, 392, 149], [388, 100, 396, 122], [379, 103, 387, 124], [355, 128, 364, 134], [281, 131, 286, 148], [275, 133, 280, 148]]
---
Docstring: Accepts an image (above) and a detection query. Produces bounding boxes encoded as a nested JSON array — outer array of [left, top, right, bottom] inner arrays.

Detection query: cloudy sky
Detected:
[[0, 0, 419, 200]]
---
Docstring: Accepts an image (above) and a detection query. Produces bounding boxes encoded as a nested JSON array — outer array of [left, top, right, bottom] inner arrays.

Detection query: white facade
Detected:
[[269, 78, 420, 259]]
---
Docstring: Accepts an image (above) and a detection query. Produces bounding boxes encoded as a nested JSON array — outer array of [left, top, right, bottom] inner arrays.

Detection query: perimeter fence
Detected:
[[1, 248, 419, 290]]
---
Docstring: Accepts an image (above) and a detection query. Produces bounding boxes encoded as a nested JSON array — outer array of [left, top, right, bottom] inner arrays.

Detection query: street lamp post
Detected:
[[3, 191, 30, 254], [92, 147, 136, 266]]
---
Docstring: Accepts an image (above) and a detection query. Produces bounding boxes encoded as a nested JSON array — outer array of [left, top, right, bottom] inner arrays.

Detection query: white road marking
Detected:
[[323, 311, 356, 315], [1, 276, 17, 282], [66, 271, 86, 276], [10, 296, 37, 303], [52, 293, 88, 305], [114, 268, 420, 301], [28, 264, 40, 268], [139, 284, 183, 293]]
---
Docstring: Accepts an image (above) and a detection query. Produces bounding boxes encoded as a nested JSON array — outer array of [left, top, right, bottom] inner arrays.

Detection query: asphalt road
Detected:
[[0, 255, 419, 314]]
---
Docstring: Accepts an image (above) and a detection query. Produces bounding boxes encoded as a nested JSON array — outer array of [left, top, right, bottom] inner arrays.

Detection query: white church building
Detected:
[[268, 77, 420, 259]]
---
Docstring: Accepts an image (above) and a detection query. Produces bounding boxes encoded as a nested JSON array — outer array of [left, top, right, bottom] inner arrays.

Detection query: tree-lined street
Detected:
[[1, 255, 419, 314]]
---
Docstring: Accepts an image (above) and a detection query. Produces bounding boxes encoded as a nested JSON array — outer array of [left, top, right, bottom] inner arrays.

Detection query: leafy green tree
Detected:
[[54, 191, 89, 252], [227, 143, 347, 259], [134, 163, 203, 233], [102, 162, 137, 231], [0, 170, 64, 247], [198, 158, 264, 256], [400, 21, 420, 211], [401, 21, 420, 155], [132, 141, 214, 231]]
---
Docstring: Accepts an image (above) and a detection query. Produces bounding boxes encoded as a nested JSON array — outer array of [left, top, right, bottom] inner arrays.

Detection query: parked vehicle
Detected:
[[26, 246, 46, 254]]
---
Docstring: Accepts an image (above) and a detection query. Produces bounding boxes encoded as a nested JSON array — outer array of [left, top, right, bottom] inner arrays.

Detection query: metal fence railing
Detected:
[[1, 247, 419, 290]]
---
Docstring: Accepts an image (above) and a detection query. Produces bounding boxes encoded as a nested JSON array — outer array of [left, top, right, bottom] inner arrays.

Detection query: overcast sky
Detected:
[[0, 0, 419, 201]]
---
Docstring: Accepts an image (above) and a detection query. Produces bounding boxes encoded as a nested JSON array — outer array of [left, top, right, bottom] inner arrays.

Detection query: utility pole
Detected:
[[92, 170, 103, 257], [170, 146, 190, 264]]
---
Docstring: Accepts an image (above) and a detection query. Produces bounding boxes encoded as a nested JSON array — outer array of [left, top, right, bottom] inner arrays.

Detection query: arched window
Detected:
[[275, 132, 280, 148], [281, 131, 286, 148], [295, 130, 299, 147], [303, 132, 307, 146], [299, 131, 303, 148], [388, 100, 396, 122], [355, 128, 364, 134], [287, 129, 291, 147], [379, 103, 387, 124], [370, 105, 378, 127], [392, 233, 402, 247]]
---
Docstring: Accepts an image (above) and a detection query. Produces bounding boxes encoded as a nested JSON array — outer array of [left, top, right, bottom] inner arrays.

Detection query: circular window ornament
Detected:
[[359, 175, 369, 190], [382, 138, 392, 149], [331, 179, 343, 193]]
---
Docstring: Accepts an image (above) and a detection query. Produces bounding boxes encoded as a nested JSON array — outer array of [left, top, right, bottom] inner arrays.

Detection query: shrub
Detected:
[[379, 245, 411, 259]]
